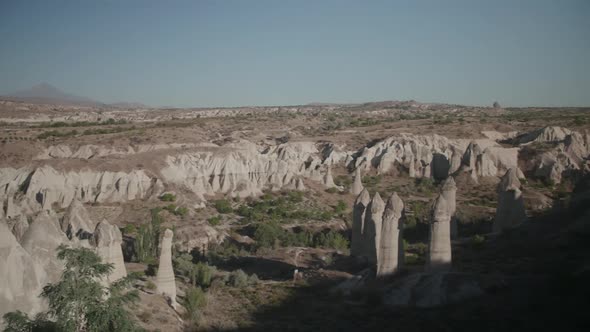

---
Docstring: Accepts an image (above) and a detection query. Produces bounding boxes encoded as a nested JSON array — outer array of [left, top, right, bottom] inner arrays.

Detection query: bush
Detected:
[[334, 200, 347, 215], [471, 234, 485, 249], [208, 215, 221, 226], [228, 269, 249, 288], [145, 280, 156, 290], [214, 199, 233, 213], [253, 223, 282, 248], [313, 230, 349, 250], [159, 193, 176, 202], [182, 286, 207, 323], [122, 224, 136, 235], [325, 187, 339, 194]]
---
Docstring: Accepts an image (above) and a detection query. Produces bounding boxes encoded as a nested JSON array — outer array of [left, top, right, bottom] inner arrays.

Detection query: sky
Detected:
[[0, 0, 589, 108]]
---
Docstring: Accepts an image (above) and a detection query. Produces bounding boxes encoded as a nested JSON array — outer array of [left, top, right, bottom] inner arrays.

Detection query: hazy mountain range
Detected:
[[2, 83, 150, 108]]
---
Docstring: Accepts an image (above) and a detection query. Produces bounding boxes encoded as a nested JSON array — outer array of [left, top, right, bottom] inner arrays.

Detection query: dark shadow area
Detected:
[[214, 256, 296, 281], [208, 176, 590, 332]]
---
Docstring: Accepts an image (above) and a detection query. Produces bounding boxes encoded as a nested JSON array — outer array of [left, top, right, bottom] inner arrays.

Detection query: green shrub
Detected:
[[208, 215, 221, 226], [471, 234, 485, 249], [228, 269, 249, 288], [214, 199, 233, 213], [159, 193, 176, 202], [145, 280, 156, 290], [334, 200, 347, 215], [325, 187, 339, 194], [182, 286, 207, 323], [254, 223, 282, 248], [122, 224, 136, 235], [313, 230, 349, 250]]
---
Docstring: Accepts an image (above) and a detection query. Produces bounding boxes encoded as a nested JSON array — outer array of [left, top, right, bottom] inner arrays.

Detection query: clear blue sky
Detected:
[[0, 0, 588, 107]]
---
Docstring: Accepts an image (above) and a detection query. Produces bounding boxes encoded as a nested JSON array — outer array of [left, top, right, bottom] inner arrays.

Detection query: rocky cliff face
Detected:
[[493, 168, 527, 233], [0, 200, 127, 319]]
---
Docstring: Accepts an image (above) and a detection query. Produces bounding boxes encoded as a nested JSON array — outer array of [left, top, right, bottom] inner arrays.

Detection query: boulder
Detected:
[[377, 193, 404, 277], [156, 229, 177, 308]]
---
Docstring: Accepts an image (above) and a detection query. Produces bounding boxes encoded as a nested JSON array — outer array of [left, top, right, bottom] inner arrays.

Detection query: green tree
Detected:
[[2, 245, 140, 332], [134, 208, 162, 263]]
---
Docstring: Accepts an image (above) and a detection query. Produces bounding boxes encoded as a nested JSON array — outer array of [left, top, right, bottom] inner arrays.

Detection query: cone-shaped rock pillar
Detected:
[[493, 168, 526, 232], [377, 192, 404, 277], [427, 178, 456, 272], [350, 168, 364, 196], [364, 192, 385, 265], [351, 189, 371, 257], [156, 229, 177, 308]]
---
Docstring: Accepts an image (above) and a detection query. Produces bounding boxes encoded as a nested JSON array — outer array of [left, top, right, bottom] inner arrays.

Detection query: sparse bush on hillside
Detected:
[[182, 286, 207, 325], [208, 215, 221, 226], [159, 193, 176, 202], [227, 269, 258, 288], [214, 199, 233, 213]]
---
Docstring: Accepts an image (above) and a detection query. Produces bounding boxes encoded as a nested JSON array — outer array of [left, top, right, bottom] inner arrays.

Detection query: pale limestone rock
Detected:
[[61, 198, 95, 240], [364, 193, 385, 265], [92, 220, 127, 282], [493, 168, 527, 232], [156, 229, 177, 308], [351, 189, 371, 257], [516, 126, 572, 145], [323, 166, 337, 188], [21, 212, 69, 287], [350, 167, 364, 196], [295, 178, 306, 191], [174, 223, 226, 253], [6, 215, 29, 242], [0, 221, 46, 319], [377, 193, 404, 277], [427, 192, 453, 272]]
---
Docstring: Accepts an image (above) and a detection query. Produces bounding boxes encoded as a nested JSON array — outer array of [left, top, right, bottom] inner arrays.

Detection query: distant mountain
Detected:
[[108, 102, 151, 109], [4, 83, 102, 107]]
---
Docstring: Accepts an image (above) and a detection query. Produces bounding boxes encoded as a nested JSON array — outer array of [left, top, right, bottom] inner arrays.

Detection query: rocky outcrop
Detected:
[[91, 220, 127, 282], [323, 166, 337, 188], [515, 126, 573, 145], [353, 133, 519, 180], [61, 198, 95, 240], [6, 215, 29, 242], [493, 168, 527, 233], [20, 212, 69, 285], [427, 179, 456, 272], [174, 223, 226, 253], [0, 220, 46, 319], [156, 229, 177, 309], [377, 193, 404, 277], [351, 189, 371, 257], [350, 167, 364, 196], [0, 165, 163, 216], [364, 193, 385, 265]]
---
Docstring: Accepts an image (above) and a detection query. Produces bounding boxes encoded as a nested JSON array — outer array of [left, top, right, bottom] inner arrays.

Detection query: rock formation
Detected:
[[0, 220, 46, 319], [377, 192, 404, 277], [6, 215, 29, 242], [92, 220, 127, 283], [21, 212, 69, 285], [427, 179, 456, 272], [61, 198, 95, 240], [364, 192, 385, 265], [323, 166, 337, 188], [350, 167, 364, 196], [156, 229, 177, 308], [351, 189, 371, 257], [493, 168, 527, 233]]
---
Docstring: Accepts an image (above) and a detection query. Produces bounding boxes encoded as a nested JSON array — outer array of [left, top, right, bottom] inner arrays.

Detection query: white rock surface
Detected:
[[0, 220, 46, 319], [377, 193, 404, 277], [92, 219, 127, 282], [493, 168, 527, 232], [156, 229, 177, 308]]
